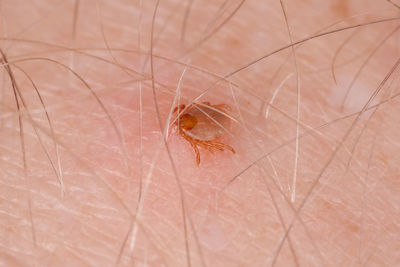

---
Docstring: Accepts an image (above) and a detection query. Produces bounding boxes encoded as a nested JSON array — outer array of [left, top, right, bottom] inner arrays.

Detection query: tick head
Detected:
[[179, 113, 198, 130], [173, 104, 186, 114]]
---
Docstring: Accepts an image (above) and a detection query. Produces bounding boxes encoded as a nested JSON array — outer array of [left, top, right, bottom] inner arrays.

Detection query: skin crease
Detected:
[[0, 0, 399, 266]]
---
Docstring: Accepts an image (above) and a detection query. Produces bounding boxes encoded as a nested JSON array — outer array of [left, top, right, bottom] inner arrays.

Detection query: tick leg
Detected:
[[201, 102, 230, 112], [191, 142, 201, 165], [202, 141, 235, 154], [214, 104, 231, 111], [184, 133, 201, 165], [201, 141, 222, 151], [224, 144, 235, 154]]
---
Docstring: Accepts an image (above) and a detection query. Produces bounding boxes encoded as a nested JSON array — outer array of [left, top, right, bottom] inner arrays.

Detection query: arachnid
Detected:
[[172, 101, 235, 165]]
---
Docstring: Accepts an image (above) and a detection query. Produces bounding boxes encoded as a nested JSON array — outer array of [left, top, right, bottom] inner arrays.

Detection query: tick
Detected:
[[172, 101, 235, 165]]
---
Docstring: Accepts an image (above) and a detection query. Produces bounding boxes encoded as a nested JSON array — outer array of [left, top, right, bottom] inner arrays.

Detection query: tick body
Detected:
[[172, 102, 235, 165]]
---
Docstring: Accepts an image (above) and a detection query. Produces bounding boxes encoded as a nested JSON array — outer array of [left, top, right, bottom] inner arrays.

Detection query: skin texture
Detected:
[[0, 0, 399, 266]]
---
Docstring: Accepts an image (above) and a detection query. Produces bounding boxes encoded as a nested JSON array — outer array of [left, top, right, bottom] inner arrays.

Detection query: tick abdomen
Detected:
[[183, 105, 231, 141]]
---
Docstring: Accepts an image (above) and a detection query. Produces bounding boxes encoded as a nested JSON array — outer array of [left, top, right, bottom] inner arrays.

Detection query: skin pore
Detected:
[[1, 0, 399, 266]]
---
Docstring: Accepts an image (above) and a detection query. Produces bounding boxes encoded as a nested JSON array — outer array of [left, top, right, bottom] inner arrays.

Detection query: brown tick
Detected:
[[172, 101, 235, 165]]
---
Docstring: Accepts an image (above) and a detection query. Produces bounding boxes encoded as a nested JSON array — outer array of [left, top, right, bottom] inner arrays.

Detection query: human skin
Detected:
[[0, 0, 399, 266]]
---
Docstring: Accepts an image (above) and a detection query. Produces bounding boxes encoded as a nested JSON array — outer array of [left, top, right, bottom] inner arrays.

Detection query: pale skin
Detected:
[[0, 0, 399, 266]]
